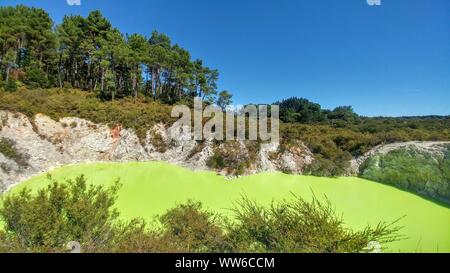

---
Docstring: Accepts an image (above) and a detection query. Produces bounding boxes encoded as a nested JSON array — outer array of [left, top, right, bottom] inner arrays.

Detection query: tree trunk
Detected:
[[156, 68, 160, 98], [5, 66, 10, 82], [93, 78, 98, 91], [101, 67, 105, 93], [151, 67, 156, 98], [58, 66, 63, 89], [132, 66, 138, 99], [74, 61, 79, 88]]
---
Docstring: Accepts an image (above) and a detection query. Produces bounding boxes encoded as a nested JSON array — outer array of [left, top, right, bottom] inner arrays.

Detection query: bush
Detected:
[[305, 155, 351, 177], [158, 201, 230, 252], [0, 176, 403, 253], [23, 68, 50, 88], [277, 97, 326, 123], [0, 138, 29, 167], [150, 131, 168, 153], [207, 141, 256, 175], [207, 153, 225, 169], [226, 196, 402, 253], [4, 80, 17, 92], [0, 175, 121, 252]]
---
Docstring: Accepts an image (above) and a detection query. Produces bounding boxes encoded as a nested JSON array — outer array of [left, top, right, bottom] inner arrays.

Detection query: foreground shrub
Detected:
[[0, 175, 121, 252], [0, 176, 403, 253], [157, 201, 230, 253], [226, 196, 402, 253]]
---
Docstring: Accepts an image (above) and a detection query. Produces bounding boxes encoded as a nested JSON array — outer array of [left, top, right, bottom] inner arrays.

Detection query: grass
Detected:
[[7, 162, 450, 253]]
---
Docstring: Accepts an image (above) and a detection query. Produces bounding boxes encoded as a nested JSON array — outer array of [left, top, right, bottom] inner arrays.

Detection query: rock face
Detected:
[[350, 141, 450, 175], [257, 142, 314, 174], [352, 141, 450, 203], [0, 111, 314, 190], [2, 110, 449, 203]]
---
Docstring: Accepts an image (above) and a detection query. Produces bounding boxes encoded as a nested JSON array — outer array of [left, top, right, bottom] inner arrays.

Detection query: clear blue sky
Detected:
[[1, 0, 449, 116]]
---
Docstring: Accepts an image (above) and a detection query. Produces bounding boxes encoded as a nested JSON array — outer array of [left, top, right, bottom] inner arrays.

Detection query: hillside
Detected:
[[1, 90, 450, 203], [357, 143, 450, 203]]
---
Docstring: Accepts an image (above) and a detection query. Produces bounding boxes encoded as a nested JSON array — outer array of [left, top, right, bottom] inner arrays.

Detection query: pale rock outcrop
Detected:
[[184, 140, 215, 170], [0, 110, 314, 190], [349, 141, 450, 175], [261, 142, 314, 174], [3, 110, 448, 194], [257, 142, 279, 172]]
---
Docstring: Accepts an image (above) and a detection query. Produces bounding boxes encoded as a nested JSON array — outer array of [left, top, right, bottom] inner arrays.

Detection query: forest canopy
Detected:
[[0, 5, 222, 103]]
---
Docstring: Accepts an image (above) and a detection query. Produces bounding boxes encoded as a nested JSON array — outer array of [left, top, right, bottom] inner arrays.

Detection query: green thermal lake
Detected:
[[7, 162, 450, 253]]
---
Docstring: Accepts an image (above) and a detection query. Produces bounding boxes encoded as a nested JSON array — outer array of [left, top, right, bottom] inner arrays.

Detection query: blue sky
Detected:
[[1, 0, 449, 116]]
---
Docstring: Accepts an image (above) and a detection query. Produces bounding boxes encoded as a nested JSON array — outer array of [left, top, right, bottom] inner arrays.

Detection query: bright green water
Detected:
[[8, 162, 450, 253]]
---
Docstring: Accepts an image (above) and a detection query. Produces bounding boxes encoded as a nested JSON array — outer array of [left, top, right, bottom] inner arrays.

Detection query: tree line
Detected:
[[276, 97, 359, 125], [0, 5, 232, 104]]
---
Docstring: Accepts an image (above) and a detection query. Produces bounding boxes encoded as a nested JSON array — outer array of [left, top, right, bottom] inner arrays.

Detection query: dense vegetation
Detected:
[[0, 175, 402, 253], [277, 97, 359, 124], [277, 98, 450, 176], [1, 88, 450, 177], [0, 5, 231, 105], [361, 146, 450, 203], [281, 119, 450, 176]]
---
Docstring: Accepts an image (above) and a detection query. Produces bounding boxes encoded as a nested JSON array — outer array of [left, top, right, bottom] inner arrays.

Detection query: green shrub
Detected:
[[0, 176, 403, 253], [207, 142, 255, 175], [158, 201, 229, 253], [4, 80, 17, 92], [23, 68, 50, 88], [207, 153, 225, 169], [150, 131, 168, 153], [0, 138, 29, 167], [226, 196, 402, 253], [305, 155, 351, 177], [0, 175, 121, 252]]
